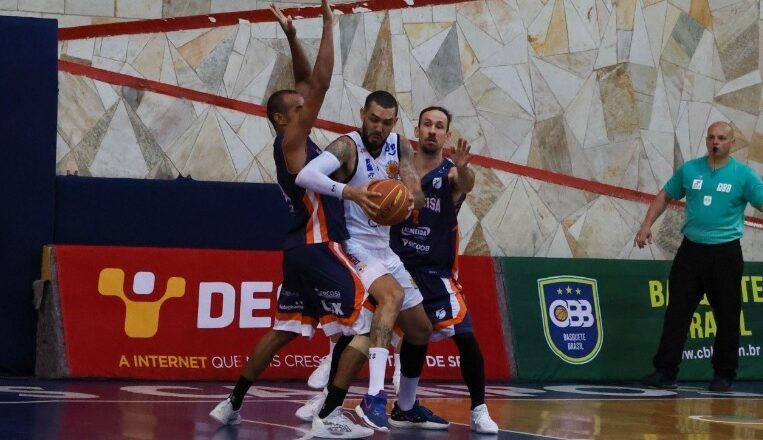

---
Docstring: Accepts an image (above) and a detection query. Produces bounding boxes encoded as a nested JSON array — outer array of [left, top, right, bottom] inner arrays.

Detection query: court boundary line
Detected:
[[3, 396, 762, 404], [447, 421, 589, 440], [689, 415, 763, 425], [241, 418, 310, 434]]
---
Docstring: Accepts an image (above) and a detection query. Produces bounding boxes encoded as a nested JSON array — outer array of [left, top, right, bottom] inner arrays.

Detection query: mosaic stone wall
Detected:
[[2, 0, 762, 259]]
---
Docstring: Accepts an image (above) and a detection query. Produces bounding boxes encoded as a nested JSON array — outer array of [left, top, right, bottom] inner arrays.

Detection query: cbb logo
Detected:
[[98, 268, 186, 338], [548, 299, 594, 328], [537, 276, 603, 364]]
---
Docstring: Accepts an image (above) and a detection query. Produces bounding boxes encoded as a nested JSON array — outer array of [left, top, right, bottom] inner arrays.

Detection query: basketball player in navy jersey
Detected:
[[296, 91, 449, 431], [210, 2, 372, 437], [388, 106, 498, 433]]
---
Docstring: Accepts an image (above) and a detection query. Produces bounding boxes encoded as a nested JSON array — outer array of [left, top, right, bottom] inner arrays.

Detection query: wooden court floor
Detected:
[[1, 378, 762, 439]]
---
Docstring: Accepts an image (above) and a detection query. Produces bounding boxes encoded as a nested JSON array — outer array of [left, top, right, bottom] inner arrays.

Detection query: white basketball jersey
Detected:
[[344, 131, 401, 249]]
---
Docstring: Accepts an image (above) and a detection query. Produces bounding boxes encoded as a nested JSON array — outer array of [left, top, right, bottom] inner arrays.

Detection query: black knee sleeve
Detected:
[[453, 332, 486, 409], [400, 338, 428, 378], [328, 334, 353, 385]]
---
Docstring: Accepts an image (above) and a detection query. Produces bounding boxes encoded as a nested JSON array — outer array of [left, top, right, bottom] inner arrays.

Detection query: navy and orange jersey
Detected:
[[273, 135, 349, 249], [390, 159, 460, 278]]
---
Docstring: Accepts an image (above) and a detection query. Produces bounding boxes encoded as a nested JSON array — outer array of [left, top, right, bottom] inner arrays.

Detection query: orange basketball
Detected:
[[367, 179, 410, 226]]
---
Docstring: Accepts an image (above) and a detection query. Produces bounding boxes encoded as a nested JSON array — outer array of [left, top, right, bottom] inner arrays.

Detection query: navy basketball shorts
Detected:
[[274, 242, 371, 338], [410, 269, 473, 342]]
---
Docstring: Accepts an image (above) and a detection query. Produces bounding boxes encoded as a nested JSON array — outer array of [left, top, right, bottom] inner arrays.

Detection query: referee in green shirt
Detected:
[[635, 121, 763, 392]]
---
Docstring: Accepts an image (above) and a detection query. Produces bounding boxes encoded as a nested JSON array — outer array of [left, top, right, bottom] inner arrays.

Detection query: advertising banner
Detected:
[[501, 257, 763, 380], [54, 246, 509, 380]]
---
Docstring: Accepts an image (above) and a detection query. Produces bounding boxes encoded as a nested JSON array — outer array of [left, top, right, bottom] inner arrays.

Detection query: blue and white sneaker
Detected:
[[354, 390, 390, 431], [389, 400, 449, 430]]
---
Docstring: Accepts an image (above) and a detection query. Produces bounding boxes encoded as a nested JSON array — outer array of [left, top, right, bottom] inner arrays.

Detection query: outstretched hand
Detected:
[[450, 138, 472, 169], [270, 3, 295, 37]]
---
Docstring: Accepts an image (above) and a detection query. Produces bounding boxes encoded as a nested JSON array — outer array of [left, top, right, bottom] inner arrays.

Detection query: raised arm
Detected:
[[308, 0, 334, 91], [277, 0, 335, 172], [398, 135, 425, 209], [448, 137, 475, 203], [634, 190, 671, 248], [271, 4, 311, 88]]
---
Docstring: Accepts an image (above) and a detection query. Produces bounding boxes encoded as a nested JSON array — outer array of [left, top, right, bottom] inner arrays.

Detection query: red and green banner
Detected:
[[54, 245, 510, 380], [501, 257, 763, 380]]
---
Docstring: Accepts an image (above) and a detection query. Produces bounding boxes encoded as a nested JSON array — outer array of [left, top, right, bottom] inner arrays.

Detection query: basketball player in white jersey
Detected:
[[296, 91, 448, 431]]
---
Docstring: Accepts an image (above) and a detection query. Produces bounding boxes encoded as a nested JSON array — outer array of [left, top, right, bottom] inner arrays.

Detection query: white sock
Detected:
[[367, 347, 389, 396], [397, 375, 419, 411], [393, 353, 401, 374], [328, 339, 336, 356]]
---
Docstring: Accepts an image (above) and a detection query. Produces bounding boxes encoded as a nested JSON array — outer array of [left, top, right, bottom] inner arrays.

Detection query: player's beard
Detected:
[[361, 126, 385, 154], [419, 138, 441, 155]]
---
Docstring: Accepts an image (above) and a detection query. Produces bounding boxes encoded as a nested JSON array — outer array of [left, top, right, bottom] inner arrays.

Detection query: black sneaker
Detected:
[[389, 400, 449, 430], [642, 371, 677, 389], [709, 375, 732, 392]]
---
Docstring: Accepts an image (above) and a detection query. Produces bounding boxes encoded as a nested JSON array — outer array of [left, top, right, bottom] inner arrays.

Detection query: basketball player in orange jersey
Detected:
[[211, 2, 372, 437], [296, 91, 448, 431]]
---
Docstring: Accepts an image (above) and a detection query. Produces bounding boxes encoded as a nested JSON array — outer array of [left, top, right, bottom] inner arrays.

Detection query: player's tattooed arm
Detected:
[[324, 135, 356, 177], [295, 135, 356, 200], [321, 136, 381, 213], [398, 135, 425, 209]]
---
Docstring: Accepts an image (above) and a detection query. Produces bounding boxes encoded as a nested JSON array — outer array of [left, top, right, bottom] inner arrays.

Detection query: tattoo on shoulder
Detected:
[[325, 135, 355, 165], [398, 135, 414, 159], [399, 160, 419, 182], [397, 137, 420, 182]]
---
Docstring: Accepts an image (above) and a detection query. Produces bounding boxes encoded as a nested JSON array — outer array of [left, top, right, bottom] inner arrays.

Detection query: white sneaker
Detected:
[[310, 406, 373, 438], [470, 403, 498, 434], [295, 389, 327, 422], [209, 397, 242, 425], [308, 356, 332, 389]]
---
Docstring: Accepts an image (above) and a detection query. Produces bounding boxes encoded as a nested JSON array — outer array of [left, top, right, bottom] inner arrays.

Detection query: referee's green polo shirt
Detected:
[[663, 156, 763, 244]]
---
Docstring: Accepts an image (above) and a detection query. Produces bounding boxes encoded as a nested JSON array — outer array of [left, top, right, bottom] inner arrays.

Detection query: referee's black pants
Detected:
[[653, 238, 743, 379]]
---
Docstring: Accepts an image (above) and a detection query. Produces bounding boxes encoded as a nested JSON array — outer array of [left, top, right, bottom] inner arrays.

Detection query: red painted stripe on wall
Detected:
[[58, 60, 355, 133], [58, 60, 266, 117], [58, 60, 763, 229], [59, 0, 466, 40], [467, 155, 763, 229]]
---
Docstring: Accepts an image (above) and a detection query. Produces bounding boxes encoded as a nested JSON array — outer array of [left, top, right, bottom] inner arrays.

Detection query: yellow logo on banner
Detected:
[[98, 268, 186, 338]]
